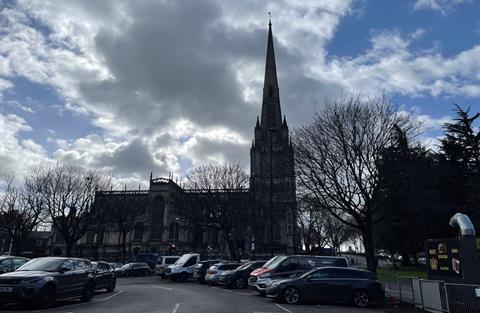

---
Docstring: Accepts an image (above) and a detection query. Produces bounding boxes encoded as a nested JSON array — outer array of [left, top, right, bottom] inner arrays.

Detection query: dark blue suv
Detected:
[[0, 257, 96, 308]]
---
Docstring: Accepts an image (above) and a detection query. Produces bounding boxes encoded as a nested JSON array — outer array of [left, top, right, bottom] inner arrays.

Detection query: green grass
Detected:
[[377, 265, 427, 281]]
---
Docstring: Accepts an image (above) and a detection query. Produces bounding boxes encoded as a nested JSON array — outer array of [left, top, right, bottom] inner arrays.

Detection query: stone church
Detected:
[[54, 22, 297, 260]]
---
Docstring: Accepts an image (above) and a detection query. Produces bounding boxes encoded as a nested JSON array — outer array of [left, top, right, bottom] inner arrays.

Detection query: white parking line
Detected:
[[150, 285, 174, 291], [172, 303, 181, 313], [275, 303, 295, 313], [94, 290, 123, 302]]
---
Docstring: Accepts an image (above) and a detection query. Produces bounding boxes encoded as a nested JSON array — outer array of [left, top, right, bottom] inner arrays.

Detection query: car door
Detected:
[[73, 260, 90, 294], [94, 263, 107, 289], [56, 259, 77, 298], [302, 268, 334, 302], [325, 269, 356, 303]]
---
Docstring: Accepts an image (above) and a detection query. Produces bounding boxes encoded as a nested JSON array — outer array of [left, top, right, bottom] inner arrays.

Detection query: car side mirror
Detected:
[[59, 267, 71, 273], [305, 275, 312, 281]]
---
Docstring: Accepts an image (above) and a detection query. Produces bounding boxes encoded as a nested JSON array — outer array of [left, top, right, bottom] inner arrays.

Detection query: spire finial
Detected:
[[268, 12, 272, 26]]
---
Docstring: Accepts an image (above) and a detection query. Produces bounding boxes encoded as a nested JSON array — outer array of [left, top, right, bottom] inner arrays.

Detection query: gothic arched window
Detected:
[[150, 195, 165, 240], [169, 222, 179, 241]]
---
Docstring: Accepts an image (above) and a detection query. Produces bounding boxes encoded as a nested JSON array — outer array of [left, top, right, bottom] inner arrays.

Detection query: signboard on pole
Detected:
[[426, 239, 462, 278]]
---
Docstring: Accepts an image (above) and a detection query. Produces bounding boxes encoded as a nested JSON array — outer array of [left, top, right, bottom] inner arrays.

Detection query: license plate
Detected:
[[0, 287, 12, 292]]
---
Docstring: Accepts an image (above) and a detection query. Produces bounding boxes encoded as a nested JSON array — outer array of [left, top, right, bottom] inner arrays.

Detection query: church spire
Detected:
[[260, 18, 282, 130]]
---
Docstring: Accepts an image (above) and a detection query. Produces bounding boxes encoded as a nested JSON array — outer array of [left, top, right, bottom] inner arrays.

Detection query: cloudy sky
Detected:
[[1, 0, 479, 187]]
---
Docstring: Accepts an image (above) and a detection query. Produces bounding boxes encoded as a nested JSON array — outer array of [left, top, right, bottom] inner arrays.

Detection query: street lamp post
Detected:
[[268, 127, 276, 257]]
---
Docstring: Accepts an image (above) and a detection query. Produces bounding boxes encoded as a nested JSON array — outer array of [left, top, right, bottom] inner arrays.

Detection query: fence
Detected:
[[381, 275, 415, 304], [383, 277, 480, 313]]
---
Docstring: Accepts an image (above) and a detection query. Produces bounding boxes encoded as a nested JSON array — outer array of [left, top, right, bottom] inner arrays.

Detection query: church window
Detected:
[[169, 222, 179, 241], [150, 195, 165, 240]]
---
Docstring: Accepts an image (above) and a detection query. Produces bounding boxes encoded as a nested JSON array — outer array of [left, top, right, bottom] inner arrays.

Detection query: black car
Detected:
[[134, 253, 158, 270], [0, 256, 30, 274], [92, 261, 116, 292], [0, 257, 96, 308], [265, 267, 385, 307], [193, 260, 224, 283], [118, 262, 151, 277], [219, 261, 266, 289]]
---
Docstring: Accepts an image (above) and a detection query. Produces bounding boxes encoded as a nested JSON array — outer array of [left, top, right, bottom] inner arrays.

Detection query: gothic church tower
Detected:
[[250, 21, 296, 254]]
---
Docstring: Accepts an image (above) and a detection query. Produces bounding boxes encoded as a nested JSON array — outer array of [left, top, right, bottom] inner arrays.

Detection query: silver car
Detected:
[[204, 262, 241, 284]]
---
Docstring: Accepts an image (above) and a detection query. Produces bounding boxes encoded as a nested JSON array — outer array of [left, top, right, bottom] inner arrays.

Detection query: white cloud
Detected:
[[0, 113, 49, 177], [413, 0, 472, 14]]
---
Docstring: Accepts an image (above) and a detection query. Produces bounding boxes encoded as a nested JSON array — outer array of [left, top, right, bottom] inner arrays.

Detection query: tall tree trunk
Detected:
[[362, 228, 377, 273], [65, 240, 74, 257], [226, 238, 237, 261]]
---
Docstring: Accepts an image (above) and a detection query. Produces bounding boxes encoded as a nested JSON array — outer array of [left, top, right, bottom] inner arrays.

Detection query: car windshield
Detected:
[[263, 256, 288, 269], [121, 264, 132, 269], [174, 254, 191, 265], [236, 262, 254, 270], [17, 258, 64, 272]]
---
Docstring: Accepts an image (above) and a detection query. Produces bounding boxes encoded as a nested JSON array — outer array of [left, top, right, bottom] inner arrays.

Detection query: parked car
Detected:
[[165, 253, 201, 281], [219, 260, 266, 289], [204, 262, 241, 285], [0, 257, 96, 308], [91, 261, 116, 292], [154, 256, 180, 278], [117, 262, 151, 277], [193, 260, 224, 283], [249, 255, 349, 295], [0, 256, 30, 274], [265, 267, 385, 307], [134, 253, 158, 270]]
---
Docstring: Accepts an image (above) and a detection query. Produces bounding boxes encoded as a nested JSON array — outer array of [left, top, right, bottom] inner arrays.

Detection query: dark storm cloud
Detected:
[[93, 138, 166, 178], [78, 0, 276, 138]]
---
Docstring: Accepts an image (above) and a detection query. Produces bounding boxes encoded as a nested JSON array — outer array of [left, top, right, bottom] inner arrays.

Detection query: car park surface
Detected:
[[0, 275, 389, 313]]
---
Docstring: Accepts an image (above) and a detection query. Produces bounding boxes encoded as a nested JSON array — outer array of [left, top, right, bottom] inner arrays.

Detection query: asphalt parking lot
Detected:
[[0, 276, 393, 313]]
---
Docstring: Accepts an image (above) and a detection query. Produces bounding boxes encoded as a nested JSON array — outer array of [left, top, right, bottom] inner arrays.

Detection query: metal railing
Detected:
[[445, 283, 480, 313], [392, 278, 480, 313], [381, 275, 416, 304]]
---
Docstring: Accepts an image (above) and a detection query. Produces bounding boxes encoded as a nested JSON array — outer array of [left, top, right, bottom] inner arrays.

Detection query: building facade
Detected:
[[53, 22, 297, 260]]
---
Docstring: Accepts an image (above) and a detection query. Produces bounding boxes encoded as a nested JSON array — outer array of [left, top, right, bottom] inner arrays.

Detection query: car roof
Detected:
[[313, 266, 371, 273], [0, 256, 29, 260]]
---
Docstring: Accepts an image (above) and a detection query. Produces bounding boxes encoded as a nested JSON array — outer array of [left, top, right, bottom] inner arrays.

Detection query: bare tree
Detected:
[[29, 164, 112, 256], [0, 176, 44, 255], [184, 162, 250, 260], [297, 198, 328, 253], [293, 95, 416, 272]]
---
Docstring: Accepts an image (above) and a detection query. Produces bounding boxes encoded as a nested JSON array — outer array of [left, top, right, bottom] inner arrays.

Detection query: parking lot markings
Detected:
[[172, 303, 181, 313], [275, 304, 295, 313], [94, 290, 123, 302]]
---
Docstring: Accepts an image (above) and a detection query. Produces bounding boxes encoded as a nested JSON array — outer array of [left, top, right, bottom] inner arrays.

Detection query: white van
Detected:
[[154, 256, 180, 278], [165, 253, 201, 281]]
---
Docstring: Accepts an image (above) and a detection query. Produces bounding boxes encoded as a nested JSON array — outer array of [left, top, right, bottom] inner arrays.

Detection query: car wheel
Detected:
[[283, 286, 301, 304], [234, 278, 246, 289], [37, 284, 56, 308], [81, 281, 95, 302], [352, 289, 370, 308], [106, 279, 116, 292]]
